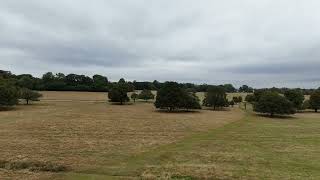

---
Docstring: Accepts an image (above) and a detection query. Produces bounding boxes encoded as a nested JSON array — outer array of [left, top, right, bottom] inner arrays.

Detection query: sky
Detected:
[[0, 0, 320, 88]]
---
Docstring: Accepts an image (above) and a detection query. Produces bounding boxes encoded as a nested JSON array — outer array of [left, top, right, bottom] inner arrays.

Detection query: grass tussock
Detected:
[[0, 160, 67, 172]]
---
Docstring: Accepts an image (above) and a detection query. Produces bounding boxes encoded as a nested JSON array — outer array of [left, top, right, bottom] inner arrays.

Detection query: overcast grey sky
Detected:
[[0, 0, 320, 88]]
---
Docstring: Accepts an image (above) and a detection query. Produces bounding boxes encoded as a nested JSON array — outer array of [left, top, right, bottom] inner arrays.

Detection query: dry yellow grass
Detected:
[[0, 91, 244, 179]]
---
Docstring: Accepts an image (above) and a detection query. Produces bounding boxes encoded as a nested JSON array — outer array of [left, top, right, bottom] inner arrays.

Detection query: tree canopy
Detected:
[[20, 88, 42, 105], [0, 84, 19, 108], [203, 86, 228, 110], [310, 91, 320, 112], [154, 82, 201, 111], [108, 82, 130, 105], [253, 91, 295, 116], [284, 89, 304, 110], [138, 89, 155, 101]]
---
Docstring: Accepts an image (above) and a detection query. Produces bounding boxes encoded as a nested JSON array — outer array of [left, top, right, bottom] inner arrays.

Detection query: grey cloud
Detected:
[[1, 0, 320, 88]]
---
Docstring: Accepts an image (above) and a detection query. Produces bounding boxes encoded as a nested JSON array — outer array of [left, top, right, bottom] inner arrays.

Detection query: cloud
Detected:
[[0, 0, 320, 88]]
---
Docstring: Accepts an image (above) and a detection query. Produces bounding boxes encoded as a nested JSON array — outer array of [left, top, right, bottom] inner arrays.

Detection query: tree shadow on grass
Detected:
[[254, 113, 297, 120], [109, 102, 134, 105], [0, 106, 15, 111], [154, 109, 201, 114]]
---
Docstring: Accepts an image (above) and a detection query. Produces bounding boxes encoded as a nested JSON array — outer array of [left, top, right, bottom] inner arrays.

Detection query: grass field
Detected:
[[0, 91, 319, 179]]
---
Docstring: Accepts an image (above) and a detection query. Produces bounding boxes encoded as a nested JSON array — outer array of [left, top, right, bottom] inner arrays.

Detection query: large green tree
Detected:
[[0, 84, 19, 108], [154, 82, 201, 111], [284, 89, 304, 110], [138, 89, 155, 102], [310, 91, 320, 112], [253, 91, 295, 116], [20, 88, 42, 105], [203, 86, 227, 110], [108, 83, 130, 105]]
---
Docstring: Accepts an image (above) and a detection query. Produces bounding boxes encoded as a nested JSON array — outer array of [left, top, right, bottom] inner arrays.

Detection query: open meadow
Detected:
[[0, 91, 319, 179]]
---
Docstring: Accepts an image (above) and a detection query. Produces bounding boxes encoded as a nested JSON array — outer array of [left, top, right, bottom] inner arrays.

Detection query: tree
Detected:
[[222, 84, 236, 93], [245, 94, 255, 103], [229, 100, 235, 107], [17, 75, 34, 89], [0, 84, 19, 108], [239, 85, 254, 93], [108, 83, 129, 105], [203, 86, 227, 110], [284, 89, 305, 110], [154, 82, 201, 111], [92, 74, 108, 92], [253, 91, 295, 116], [310, 91, 320, 112], [131, 92, 138, 103], [138, 89, 155, 102], [20, 88, 42, 105], [302, 100, 310, 110], [233, 96, 243, 104]]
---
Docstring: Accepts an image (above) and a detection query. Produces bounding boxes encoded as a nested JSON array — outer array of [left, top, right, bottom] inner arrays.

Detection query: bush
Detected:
[[253, 91, 295, 116]]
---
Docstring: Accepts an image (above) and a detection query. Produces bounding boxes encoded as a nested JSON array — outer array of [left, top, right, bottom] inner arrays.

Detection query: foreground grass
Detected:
[[63, 106, 320, 179]]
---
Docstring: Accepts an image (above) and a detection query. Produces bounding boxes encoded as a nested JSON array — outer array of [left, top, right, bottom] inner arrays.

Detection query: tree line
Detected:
[[1, 70, 318, 94], [1, 69, 320, 116]]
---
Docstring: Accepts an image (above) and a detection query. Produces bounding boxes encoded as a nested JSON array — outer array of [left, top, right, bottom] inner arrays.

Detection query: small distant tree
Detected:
[[284, 89, 304, 110], [138, 89, 155, 102], [229, 100, 235, 107], [253, 91, 295, 116], [154, 82, 201, 111], [0, 84, 19, 108], [233, 96, 243, 104], [20, 88, 42, 105], [239, 85, 254, 93], [310, 91, 320, 112], [203, 86, 227, 110], [131, 92, 138, 103], [108, 83, 130, 105]]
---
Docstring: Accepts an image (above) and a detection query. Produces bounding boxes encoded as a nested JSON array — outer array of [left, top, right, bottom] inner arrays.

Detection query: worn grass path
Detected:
[[58, 106, 320, 180]]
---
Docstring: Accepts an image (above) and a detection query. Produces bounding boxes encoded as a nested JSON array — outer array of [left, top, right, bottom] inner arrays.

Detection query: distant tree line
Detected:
[[1, 70, 318, 94], [1, 69, 320, 114]]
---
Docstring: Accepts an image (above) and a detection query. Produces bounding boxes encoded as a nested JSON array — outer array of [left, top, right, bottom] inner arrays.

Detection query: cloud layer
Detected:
[[1, 0, 320, 88]]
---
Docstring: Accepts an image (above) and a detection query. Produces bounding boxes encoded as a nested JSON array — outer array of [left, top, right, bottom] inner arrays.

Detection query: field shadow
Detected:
[[0, 106, 16, 111], [155, 109, 201, 114], [254, 113, 297, 120]]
